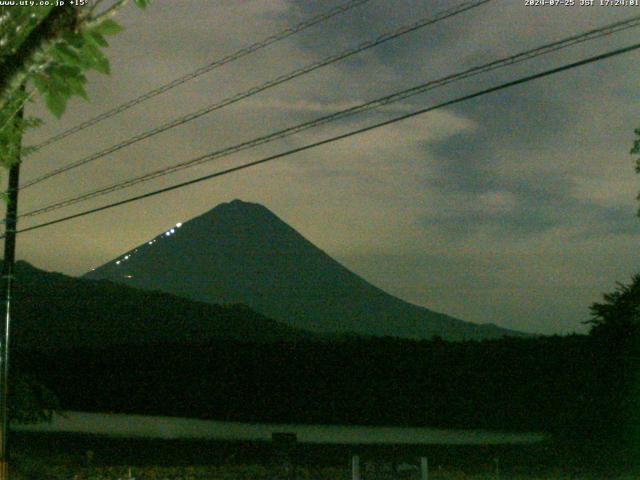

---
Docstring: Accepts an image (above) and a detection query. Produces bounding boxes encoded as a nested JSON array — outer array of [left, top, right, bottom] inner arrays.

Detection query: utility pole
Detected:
[[0, 104, 23, 480]]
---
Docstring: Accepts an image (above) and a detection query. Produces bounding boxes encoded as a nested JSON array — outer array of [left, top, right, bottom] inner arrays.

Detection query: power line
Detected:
[[19, 13, 640, 218], [20, 0, 492, 189], [26, 0, 373, 153], [10, 40, 640, 238]]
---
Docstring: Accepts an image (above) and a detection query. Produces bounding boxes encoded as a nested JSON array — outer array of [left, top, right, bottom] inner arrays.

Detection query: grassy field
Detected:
[[9, 432, 639, 479]]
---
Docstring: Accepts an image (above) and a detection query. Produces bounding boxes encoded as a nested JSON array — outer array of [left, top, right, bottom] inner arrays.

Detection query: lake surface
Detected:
[[14, 411, 546, 445]]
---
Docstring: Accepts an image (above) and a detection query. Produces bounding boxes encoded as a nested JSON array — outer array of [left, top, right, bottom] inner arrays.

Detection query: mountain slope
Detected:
[[11, 261, 307, 349], [84, 200, 522, 340]]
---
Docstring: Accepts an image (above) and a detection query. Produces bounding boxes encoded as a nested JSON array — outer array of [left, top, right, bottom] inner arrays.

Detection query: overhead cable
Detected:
[[20, 0, 492, 189], [20, 13, 640, 218], [26, 0, 374, 153], [11, 40, 640, 237]]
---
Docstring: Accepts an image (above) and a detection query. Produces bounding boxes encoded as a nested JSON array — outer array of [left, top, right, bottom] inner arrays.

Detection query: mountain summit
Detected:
[[84, 199, 521, 340]]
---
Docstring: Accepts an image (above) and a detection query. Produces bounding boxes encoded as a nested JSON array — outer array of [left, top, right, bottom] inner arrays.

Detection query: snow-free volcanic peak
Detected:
[[84, 199, 523, 340]]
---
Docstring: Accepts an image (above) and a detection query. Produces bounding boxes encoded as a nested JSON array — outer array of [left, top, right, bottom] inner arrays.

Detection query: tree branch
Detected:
[[0, 5, 78, 109], [0, 88, 34, 135], [87, 0, 130, 25]]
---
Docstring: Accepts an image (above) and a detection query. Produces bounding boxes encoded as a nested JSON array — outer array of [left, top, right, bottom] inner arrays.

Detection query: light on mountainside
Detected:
[[85, 199, 527, 341]]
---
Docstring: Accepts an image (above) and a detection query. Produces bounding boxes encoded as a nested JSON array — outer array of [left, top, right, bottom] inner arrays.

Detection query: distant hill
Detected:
[[10, 261, 307, 349], [85, 199, 523, 340]]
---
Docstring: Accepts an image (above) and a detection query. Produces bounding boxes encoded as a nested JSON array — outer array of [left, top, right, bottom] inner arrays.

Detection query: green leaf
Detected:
[[23, 117, 43, 129], [49, 69, 73, 97], [92, 19, 123, 36], [65, 76, 89, 101], [93, 54, 110, 75], [62, 31, 84, 48], [89, 31, 109, 48], [134, 0, 151, 9], [55, 64, 83, 78], [45, 92, 67, 118], [80, 35, 111, 74], [21, 146, 38, 157], [52, 43, 84, 66], [32, 74, 49, 95]]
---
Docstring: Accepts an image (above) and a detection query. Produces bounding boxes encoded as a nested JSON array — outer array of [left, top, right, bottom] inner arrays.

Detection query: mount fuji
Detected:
[[84, 200, 522, 340]]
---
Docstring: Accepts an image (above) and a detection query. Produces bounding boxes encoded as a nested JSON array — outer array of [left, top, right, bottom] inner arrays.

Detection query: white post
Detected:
[[352, 454, 360, 480], [420, 457, 428, 480]]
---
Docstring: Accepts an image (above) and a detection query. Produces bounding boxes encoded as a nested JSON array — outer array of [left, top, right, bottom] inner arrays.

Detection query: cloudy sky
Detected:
[[11, 0, 640, 335]]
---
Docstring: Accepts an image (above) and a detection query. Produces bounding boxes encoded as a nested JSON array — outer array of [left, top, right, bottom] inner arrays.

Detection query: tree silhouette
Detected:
[[587, 274, 640, 342], [586, 275, 640, 458]]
